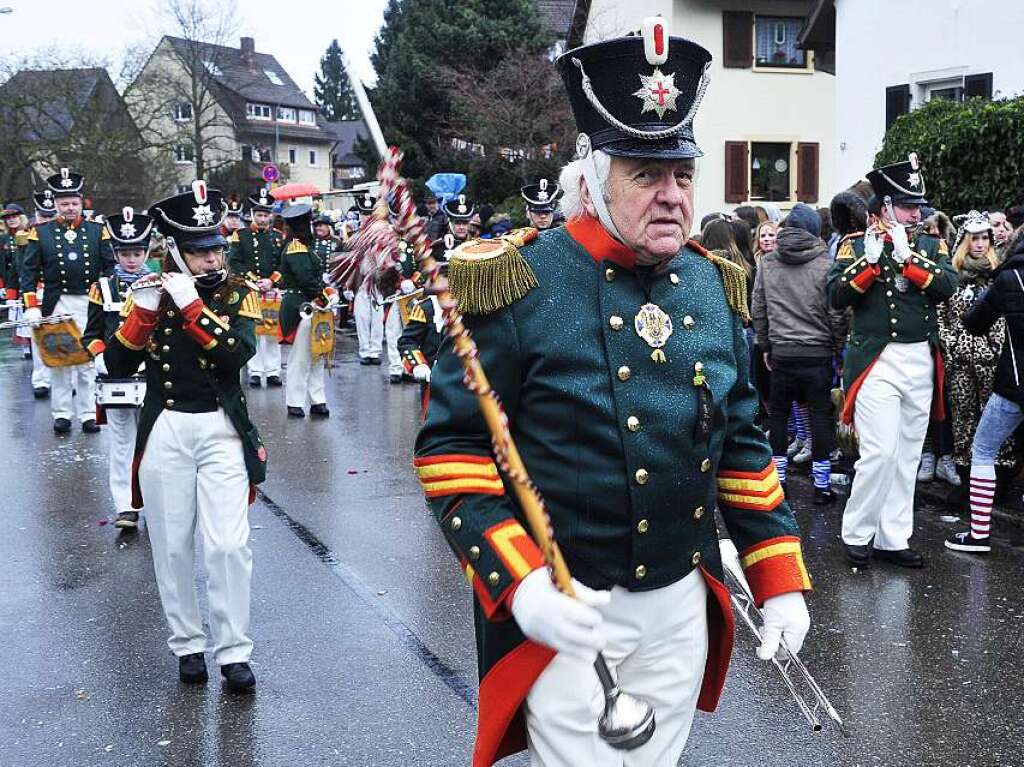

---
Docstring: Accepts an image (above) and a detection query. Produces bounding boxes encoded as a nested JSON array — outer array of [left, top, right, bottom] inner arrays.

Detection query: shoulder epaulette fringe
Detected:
[[285, 239, 308, 254], [26, 228, 39, 242], [687, 240, 750, 323], [228, 231, 240, 243], [407, 304, 427, 323], [238, 290, 262, 320], [88, 282, 103, 305], [447, 228, 539, 315], [13, 230, 30, 246], [120, 293, 135, 318]]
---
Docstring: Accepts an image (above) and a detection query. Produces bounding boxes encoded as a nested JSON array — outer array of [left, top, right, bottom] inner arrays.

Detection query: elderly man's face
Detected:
[[56, 196, 83, 221], [585, 156, 695, 264], [252, 210, 272, 229]]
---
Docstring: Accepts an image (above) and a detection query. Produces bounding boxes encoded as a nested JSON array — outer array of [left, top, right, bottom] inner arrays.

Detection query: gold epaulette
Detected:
[[13, 229, 30, 247], [88, 282, 103, 305], [687, 240, 750, 323], [120, 293, 135, 318], [447, 227, 539, 315], [285, 239, 308, 254], [407, 304, 427, 323], [937, 239, 949, 256], [100, 226, 111, 240], [228, 231, 240, 243], [238, 289, 262, 320], [26, 228, 38, 242], [836, 231, 864, 261]]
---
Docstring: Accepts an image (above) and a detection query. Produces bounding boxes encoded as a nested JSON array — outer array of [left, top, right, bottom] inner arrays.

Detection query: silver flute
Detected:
[[718, 539, 847, 736]]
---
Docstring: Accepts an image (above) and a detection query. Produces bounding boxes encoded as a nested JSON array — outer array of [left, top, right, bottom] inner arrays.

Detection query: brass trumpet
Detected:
[[299, 300, 345, 319]]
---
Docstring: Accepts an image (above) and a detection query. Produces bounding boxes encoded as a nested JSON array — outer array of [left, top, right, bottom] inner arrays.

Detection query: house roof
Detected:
[[0, 67, 107, 141], [537, 0, 575, 40], [324, 120, 368, 167], [163, 36, 316, 110]]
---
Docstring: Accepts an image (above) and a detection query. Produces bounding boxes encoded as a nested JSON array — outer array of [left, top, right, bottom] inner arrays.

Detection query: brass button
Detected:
[[162, 345, 170, 352], [890, 318, 897, 324], [163, 327, 173, 336], [227, 337, 236, 346], [669, 273, 680, 285], [166, 310, 175, 318], [487, 571, 500, 586], [635, 468, 649, 485], [165, 399, 175, 408], [637, 519, 649, 534], [700, 458, 711, 473], [213, 327, 223, 335], [634, 564, 647, 580], [694, 505, 705, 520], [626, 416, 640, 432], [891, 331, 898, 338], [199, 358, 208, 369], [200, 317, 210, 326], [617, 366, 631, 381], [691, 551, 702, 566], [886, 291, 893, 297], [889, 303, 896, 309], [609, 315, 623, 331], [468, 545, 480, 561], [161, 363, 170, 372], [605, 268, 615, 282], [163, 381, 172, 390], [683, 315, 695, 330], [450, 516, 462, 531]]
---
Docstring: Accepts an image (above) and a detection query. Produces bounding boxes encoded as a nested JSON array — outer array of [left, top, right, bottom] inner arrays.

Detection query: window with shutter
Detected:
[[722, 12, 753, 69], [964, 72, 993, 100], [796, 143, 819, 203], [885, 85, 911, 128], [724, 141, 749, 203]]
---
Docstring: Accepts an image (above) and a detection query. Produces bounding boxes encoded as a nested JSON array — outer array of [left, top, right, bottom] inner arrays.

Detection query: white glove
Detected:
[[400, 279, 416, 295], [889, 222, 912, 263], [863, 230, 884, 265], [757, 591, 810, 661], [511, 568, 610, 662], [162, 272, 200, 309], [24, 306, 42, 327], [130, 276, 162, 311], [343, 289, 355, 302], [94, 353, 108, 377], [412, 363, 431, 382]]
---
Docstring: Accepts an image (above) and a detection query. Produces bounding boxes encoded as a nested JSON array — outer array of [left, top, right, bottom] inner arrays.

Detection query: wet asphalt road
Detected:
[[2, 332, 1024, 767]]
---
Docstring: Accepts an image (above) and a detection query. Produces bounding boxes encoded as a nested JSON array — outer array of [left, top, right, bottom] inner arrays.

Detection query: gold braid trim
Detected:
[[447, 228, 539, 315]]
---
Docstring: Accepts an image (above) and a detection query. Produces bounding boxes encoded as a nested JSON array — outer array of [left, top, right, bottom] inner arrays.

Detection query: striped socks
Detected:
[[969, 465, 996, 539], [794, 404, 809, 441], [812, 459, 830, 490], [773, 455, 788, 485]]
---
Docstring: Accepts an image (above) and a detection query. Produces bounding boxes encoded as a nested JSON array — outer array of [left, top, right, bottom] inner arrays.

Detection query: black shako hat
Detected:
[[280, 203, 313, 245], [105, 207, 154, 250], [226, 199, 244, 217], [33, 190, 57, 217], [355, 192, 377, 214], [521, 179, 563, 212], [443, 194, 475, 221], [247, 187, 274, 212], [149, 180, 228, 250], [46, 167, 85, 198], [556, 17, 712, 159], [866, 152, 928, 206]]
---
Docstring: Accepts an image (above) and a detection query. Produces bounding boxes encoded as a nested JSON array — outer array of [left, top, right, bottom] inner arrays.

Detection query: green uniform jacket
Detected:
[[0, 230, 25, 299], [827, 230, 957, 423], [277, 239, 328, 342], [311, 236, 340, 274], [20, 219, 115, 315], [415, 217, 811, 767], [81, 276, 131, 357], [398, 296, 443, 373], [227, 225, 285, 282], [104, 280, 266, 507]]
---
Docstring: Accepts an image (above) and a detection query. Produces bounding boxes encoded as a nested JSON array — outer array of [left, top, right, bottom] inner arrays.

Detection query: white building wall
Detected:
[[835, 0, 1024, 189], [275, 140, 332, 190], [579, 0, 836, 224]]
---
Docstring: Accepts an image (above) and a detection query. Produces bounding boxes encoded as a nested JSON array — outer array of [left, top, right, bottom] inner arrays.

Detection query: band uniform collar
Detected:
[[566, 214, 637, 270]]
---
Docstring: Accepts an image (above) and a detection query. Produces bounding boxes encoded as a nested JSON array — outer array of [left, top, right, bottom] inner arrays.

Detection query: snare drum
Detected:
[[95, 376, 146, 408]]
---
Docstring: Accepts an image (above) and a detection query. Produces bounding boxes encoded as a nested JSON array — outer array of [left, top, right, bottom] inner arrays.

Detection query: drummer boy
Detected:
[[82, 208, 155, 529]]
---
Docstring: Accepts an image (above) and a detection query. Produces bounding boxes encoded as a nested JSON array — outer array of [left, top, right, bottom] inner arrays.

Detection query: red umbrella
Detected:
[[269, 183, 321, 200]]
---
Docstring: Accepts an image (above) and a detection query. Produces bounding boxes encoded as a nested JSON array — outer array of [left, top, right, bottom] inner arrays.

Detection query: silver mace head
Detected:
[[594, 656, 656, 750]]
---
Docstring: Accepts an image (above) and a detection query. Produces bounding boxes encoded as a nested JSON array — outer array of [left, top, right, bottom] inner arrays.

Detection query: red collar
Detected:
[[566, 215, 637, 270]]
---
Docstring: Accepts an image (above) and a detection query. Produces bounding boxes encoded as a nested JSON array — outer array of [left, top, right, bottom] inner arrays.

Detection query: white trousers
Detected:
[[247, 334, 281, 379], [526, 569, 709, 767], [285, 316, 327, 409], [384, 305, 404, 375], [30, 338, 52, 388], [354, 289, 383, 359], [106, 407, 139, 513], [139, 408, 253, 665], [842, 341, 933, 550], [50, 294, 94, 423]]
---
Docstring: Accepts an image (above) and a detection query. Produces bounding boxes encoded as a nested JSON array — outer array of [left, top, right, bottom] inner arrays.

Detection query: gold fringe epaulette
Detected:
[[687, 240, 750, 323], [285, 239, 308, 254], [88, 282, 103, 305], [13, 229, 30, 247], [447, 227, 539, 315]]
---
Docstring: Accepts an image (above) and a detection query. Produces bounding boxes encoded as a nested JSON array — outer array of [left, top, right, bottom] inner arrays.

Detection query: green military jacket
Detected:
[[311, 236, 340, 275], [398, 296, 443, 374], [827, 229, 957, 423], [20, 218, 115, 315], [414, 217, 811, 766], [227, 225, 285, 282], [104, 280, 266, 507], [0, 229, 27, 299], [278, 239, 326, 341]]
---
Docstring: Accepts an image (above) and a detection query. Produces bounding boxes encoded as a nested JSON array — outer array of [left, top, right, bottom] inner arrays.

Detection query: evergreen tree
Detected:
[[314, 39, 361, 121]]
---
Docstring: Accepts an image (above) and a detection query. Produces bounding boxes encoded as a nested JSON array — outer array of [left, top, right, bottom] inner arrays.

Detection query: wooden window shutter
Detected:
[[724, 141, 749, 203], [964, 72, 993, 100], [722, 12, 753, 68], [796, 142, 820, 203], [885, 84, 911, 128]]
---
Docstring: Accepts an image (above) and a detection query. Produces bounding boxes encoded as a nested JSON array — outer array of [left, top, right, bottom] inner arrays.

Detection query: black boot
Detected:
[[287, 406, 305, 418], [53, 418, 72, 434], [33, 386, 50, 399], [842, 542, 871, 568], [179, 653, 208, 684], [249, 375, 262, 387], [873, 547, 925, 568], [310, 403, 330, 418], [266, 375, 283, 387], [82, 419, 100, 433], [221, 662, 256, 692]]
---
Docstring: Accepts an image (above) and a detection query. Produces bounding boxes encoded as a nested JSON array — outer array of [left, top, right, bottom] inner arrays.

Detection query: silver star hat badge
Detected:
[[192, 205, 215, 226], [633, 68, 681, 119], [120, 222, 137, 238]]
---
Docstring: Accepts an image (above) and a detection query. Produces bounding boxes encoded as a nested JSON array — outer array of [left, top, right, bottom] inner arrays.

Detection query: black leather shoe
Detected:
[[813, 487, 835, 506], [842, 542, 871, 568], [310, 403, 330, 417], [389, 374, 402, 384], [82, 419, 100, 433], [287, 406, 305, 418], [266, 375, 283, 387], [873, 547, 925, 568], [114, 511, 139, 529], [33, 386, 50, 399], [179, 653, 208, 684], [53, 418, 72, 434], [359, 357, 373, 366], [221, 662, 256, 692], [249, 376, 262, 387], [369, 357, 382, 366]]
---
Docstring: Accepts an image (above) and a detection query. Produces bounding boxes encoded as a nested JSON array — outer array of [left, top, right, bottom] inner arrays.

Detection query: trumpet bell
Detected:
[[598, 690, 656, 750]]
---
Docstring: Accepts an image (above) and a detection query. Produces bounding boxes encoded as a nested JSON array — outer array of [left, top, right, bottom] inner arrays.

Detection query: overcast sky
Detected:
[[0, 0, 389, 94]]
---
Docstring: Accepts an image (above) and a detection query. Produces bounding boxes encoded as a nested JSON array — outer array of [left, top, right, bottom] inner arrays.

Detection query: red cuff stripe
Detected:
[[116, 305, 159, 349], [903, 261, 934, 289], [740, 535, 812, 605], [850, 263, 880, 293]]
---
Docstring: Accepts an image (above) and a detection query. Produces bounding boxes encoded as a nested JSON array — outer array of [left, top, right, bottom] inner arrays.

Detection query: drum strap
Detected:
[[99, 277, 123, 313]]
